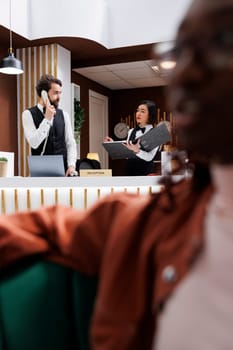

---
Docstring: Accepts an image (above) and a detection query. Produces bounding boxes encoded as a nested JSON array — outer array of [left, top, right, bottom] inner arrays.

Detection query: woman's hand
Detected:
[[104, 136, 113, 142], [123, 139, 140, 154]]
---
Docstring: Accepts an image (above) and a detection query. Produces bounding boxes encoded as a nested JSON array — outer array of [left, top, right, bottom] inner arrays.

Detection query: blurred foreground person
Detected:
[[0, 0, 233, 349], [155, 0, 233, 348]]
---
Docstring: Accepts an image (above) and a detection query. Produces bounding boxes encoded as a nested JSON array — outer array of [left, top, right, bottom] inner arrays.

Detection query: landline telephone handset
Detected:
[[41, 90, 51, 106], [41, 90, 51, 155]]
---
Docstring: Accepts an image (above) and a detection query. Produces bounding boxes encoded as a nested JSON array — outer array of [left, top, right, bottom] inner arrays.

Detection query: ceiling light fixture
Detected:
[[0, 0, 24, 75], [159, 60, 176, 70], [153, 41, 176, 70]]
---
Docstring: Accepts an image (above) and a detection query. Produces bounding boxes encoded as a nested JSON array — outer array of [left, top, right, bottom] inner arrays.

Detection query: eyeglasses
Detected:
[[170, 28, 233, 71]]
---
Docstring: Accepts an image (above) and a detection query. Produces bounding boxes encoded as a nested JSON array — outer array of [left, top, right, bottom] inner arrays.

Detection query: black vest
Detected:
[[128, 127, 147, 151], [29, 106, 67, 169], [126, 127, 155, 176]]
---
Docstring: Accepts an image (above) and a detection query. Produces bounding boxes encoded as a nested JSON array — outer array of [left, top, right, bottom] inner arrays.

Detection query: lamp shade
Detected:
[[86, 153, 100, 162], [0, 52, 24, 75]]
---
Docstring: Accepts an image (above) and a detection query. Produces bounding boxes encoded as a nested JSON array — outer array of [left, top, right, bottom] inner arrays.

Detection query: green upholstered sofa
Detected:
[[0, 260, 98, 350]]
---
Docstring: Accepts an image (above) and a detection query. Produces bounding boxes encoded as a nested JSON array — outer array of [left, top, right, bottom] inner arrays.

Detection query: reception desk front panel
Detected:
[[0, 176, 172, 214]]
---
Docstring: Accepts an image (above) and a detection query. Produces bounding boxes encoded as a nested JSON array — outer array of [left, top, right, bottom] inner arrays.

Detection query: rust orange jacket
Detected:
[[0, 179, 213, 350]]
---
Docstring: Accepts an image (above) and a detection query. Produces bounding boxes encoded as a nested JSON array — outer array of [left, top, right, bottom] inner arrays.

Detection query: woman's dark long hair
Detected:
[[138, 100, 156, 124]]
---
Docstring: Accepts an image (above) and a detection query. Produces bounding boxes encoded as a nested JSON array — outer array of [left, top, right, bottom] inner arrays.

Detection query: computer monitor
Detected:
[[27, 155, 65, 177]]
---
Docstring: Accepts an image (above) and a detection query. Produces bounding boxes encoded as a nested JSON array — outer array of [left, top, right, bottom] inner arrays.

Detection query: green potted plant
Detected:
[[74, 98, 85, 143], [0, 157, 8, 177]]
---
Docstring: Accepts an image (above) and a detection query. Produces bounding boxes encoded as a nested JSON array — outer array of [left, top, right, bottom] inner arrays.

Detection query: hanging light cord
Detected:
[[9, 0, 13, 54]]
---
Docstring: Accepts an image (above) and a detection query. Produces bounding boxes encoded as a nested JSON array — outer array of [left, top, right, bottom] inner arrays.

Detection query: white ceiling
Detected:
[[73, 60, 168, 90], [1, 0, 192, 48]]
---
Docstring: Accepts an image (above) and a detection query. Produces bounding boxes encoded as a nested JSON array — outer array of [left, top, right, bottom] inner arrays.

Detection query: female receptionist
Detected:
[[105, 100, 159, 175]]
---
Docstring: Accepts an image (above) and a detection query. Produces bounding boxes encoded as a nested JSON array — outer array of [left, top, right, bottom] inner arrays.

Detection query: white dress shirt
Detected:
[[127, 124, 159, 161], [22, 103, 77, 168]]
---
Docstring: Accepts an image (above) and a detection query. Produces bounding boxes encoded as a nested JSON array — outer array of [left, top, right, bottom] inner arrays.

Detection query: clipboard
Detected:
[[102, 141, 137, 160], [138, 122, 171, 152]]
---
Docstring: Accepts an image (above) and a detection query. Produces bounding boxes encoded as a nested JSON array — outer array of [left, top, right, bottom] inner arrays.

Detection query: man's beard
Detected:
[[50, 99, 59, 109]]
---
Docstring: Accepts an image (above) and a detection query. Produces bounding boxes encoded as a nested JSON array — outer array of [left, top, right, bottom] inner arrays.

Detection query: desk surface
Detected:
[[0, 176, 183, 188]]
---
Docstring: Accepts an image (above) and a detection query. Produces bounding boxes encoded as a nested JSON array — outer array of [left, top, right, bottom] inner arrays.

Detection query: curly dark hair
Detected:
[[36, 74, 62, 97]]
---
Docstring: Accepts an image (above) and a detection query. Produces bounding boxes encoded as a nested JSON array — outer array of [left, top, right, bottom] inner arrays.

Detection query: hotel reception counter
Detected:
[[0, 176, 180, 215]]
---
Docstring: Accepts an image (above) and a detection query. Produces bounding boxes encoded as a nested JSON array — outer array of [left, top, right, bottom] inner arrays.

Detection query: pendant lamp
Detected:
[[0, 0, 24, 75]]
